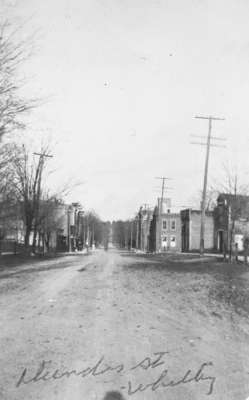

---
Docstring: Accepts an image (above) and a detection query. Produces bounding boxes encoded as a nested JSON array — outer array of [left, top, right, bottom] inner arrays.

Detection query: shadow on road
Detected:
[[102, 391, 126, 400], [0, 253, 90, 280]]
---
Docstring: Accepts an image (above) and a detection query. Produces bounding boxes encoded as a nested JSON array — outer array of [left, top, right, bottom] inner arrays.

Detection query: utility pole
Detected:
[[140, 204, 148, 251], [33, 151, 53, 252], [83, 217, 86, 247], [33, 152, 53, 200], [130, 219, 133, 250], [92, 223, 95, 249], [192, 115, 225, 255], [155, 177, 171, 252], [135, 215, 139, 250], [67, 205, 73, 252], [78, 210, 84, 250]]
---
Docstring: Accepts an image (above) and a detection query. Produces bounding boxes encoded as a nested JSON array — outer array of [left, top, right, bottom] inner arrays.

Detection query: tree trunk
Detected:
[[32, 227, 38, 253], [24, 227, 31, 249], [45, 232, 50, 253], [229, 221, 235, 263], [235, 243, 238, 262], [41, 234, 45, 255]]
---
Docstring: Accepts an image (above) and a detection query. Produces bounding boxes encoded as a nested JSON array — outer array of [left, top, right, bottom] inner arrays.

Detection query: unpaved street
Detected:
[[1, 250, 249, 400]]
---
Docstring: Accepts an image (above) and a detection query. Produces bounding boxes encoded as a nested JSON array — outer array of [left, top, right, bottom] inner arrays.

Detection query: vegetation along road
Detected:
[[1, 249, 249, 400]]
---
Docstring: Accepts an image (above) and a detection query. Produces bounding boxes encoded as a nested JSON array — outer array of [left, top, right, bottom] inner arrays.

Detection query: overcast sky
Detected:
[[2, 0, 249, 220]]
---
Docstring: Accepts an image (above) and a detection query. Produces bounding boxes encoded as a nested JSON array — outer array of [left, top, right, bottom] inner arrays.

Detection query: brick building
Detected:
[[181, 209, 214, 252]]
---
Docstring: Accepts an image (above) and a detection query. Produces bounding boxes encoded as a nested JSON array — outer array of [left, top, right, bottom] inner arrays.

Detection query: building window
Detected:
[[171, 220, 176, 230], [170, 236, 176, 247], [162, 220, 167, 230]]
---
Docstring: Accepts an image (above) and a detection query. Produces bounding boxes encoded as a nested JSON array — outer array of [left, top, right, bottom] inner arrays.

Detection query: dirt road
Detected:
[[1, 249, 249, 400]]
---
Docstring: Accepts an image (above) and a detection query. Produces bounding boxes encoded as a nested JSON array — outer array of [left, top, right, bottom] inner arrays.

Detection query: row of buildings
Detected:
[[0, 202, 90, 253], [134, 193, 249, 254]]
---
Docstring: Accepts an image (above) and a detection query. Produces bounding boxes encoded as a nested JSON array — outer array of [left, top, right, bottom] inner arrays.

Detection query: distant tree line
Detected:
[[112, 220, 137, 249]]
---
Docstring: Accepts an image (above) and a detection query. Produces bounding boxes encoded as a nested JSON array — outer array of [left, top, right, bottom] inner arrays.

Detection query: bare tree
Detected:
[[37, 197, 65, 253], [0, 20, 36, 139], [81, 210, 104, 248], [214, 164, 249, 262], [112, 220, 131, 249], [4, 143, 51, 251], [0, 143, 21, 243], [190, 187, 218, 211]]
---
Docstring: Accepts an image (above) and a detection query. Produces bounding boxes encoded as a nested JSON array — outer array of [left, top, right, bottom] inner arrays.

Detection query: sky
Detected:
[[2, 0, 249, 220]]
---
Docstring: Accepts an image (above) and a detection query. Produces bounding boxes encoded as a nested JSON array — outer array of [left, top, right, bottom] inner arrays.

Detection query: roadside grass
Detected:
[[125, 252, 249, 318]]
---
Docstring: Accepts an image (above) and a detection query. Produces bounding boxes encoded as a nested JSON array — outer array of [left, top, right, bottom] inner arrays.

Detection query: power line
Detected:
[[191, 134, 226, 141], [192, 115, 225, 255], [190, 141, 225, 148], [155, 177, 172, 201], [33, 152, 53, 158]]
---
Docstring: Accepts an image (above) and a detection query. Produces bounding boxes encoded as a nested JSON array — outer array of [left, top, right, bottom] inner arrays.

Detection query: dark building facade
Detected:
[[149, 207, 157, 252], [214, 193, 249, 252], [135, 206, 153, 252]]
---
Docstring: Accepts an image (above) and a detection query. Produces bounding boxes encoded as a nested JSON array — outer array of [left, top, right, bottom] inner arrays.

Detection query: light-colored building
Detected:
[[181, 209, 214, 252], [153, 198, 182, 252]]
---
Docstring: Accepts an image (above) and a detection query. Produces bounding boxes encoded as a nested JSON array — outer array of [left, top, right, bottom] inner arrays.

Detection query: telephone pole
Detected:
[[192, 115, 225, 255], [130, 219, 133, 250], [33, 152, 53, 199], [33, 151, 53, 252], [92, 223, 95, 248], [155, 177, 171, 252], [135, 215, 139, 250]]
